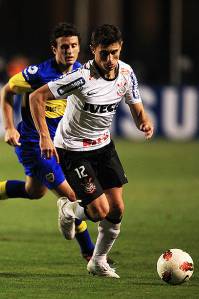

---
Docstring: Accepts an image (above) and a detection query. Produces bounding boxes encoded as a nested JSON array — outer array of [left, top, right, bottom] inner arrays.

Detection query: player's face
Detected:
[[52, 36, 80, 71], [92, 42, 122, 77]]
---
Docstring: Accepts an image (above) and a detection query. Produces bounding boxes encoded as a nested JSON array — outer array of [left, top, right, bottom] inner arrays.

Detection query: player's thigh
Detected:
[[57, 148, 106, 207], [15, 143, 66, 191], [33, 155, 66, 190], [105, 187, 125, 220], [25, 176, 47, 198], [98, 141, 128, 190]]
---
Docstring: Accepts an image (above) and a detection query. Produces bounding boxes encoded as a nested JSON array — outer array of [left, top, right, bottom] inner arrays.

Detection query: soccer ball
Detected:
[[157, 249, 194, 285]]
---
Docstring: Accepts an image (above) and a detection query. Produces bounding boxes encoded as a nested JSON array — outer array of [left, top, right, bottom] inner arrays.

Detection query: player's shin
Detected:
[[75, 218, 95, 260], [0, 180, 31, 199], [91, 219, 121, 263]]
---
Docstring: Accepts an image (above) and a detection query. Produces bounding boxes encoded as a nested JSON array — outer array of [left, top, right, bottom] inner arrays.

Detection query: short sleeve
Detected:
[[48, 68, 86, 99], [9, 72, 32, 94], [22, 65, 40, 88], [124, 70, 142, 104]]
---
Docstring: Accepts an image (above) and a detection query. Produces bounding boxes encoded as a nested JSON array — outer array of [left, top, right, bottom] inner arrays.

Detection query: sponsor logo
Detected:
[[45, 173, 55, 183], [83, 102, 119, 114], [83, 132, 109, 147], [87, 91, 97, 96], [57, 77, 85, 96], [131, 71, 140, 99]]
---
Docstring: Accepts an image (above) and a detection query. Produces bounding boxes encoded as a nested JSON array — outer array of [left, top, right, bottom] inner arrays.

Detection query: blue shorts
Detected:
[[15, 143, 65, 189]]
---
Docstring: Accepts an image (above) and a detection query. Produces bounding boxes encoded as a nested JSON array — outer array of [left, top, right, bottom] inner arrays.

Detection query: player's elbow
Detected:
[[29, 90, 45, 114], [29, 90, 39, 104]]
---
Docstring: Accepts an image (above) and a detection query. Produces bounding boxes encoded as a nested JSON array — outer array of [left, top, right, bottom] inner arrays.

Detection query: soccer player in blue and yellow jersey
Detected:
[[0, 22, 95, 261]]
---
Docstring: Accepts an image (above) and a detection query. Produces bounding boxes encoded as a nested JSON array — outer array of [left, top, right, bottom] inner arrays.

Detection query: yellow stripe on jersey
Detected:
[[45, 99, 66, 118], [9, 72, 66, 118], [75, 220, 87, 233], [9, 72, 32, 94]]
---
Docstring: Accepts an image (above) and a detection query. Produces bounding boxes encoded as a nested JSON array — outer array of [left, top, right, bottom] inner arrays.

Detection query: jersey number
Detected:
[[74, 166, 88, 178]]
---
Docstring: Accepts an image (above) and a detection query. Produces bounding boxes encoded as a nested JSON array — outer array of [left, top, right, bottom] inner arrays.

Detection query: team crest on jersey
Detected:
[[81, 177, 96, 194], [45, 172, 55, 183], [27, 65, 38, 74], [117, 82, 127, 96]]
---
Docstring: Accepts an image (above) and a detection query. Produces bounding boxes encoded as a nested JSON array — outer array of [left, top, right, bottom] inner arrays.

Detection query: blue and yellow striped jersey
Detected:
[[9, 58, 81, 142]]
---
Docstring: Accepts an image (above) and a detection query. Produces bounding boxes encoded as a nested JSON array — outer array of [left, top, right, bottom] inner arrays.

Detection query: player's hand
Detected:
[[4, 128, 21, 146], [140, 121, 154, 139], [40, 136, 60, 163]]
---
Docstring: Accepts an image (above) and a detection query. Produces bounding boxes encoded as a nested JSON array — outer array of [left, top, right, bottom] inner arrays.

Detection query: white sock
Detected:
[[74, 203, 87, 220], [92, 219, 121, 264]]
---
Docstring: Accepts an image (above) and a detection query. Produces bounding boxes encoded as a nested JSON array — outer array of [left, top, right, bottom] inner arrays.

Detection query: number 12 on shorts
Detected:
[[74, 165, 88, 178]]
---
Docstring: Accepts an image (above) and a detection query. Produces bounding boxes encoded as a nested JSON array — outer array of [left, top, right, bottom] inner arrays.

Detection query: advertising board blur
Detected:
[[0, 86, 198, 140]]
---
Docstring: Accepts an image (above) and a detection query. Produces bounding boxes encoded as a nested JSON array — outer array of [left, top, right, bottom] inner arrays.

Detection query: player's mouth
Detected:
[[65, 56, 74, 61], [105, 64, 116, 70]]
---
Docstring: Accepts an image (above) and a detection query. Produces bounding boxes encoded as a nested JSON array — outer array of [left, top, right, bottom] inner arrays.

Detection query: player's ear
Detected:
[[51, 45, 56, 55], [90, 45, 95, 55]]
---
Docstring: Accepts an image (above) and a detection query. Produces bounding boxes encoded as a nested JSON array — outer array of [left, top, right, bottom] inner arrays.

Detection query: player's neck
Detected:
[[104, 69, 117, 80], [94, 61, 119, 81], [57, 62, 73, 74]]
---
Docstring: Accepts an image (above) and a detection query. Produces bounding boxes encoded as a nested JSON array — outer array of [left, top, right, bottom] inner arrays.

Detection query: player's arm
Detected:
[[125, 69, 153, 139], [128, 102, 153, 139], [1, 72, 33, 146], [30, 68, 85, 161], [29, 84, 59, 162], [1, 82, 19, 146]]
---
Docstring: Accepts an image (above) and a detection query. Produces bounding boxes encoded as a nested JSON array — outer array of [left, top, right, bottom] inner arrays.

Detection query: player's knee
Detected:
[[96, 205, 109, 221], [88, 203, 110, 222], [27, 190, 46, 200], [109, 201, 125, 219]]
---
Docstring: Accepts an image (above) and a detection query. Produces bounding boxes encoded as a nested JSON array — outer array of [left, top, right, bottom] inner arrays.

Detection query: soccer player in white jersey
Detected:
[[29, 24, 153, 278]]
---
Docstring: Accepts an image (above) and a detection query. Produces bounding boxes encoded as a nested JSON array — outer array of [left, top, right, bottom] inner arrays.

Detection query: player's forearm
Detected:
[[1, 85, 15, 130], [29, 90, 51, 139], [129, 102, 148, 128], [129, 102, 153, 138]]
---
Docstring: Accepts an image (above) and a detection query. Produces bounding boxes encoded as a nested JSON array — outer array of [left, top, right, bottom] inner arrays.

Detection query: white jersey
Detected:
[[48, 59, 142, 151]]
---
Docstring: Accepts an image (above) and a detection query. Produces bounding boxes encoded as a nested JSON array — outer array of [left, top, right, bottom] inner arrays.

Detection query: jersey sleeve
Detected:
[[9, 72, 32, 94], [124, 70, 142, 105], [48, 68, 86, 99], [22, 64, 41, 89]]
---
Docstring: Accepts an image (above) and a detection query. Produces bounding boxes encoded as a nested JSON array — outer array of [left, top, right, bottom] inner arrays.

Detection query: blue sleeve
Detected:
[[22, 64, 40, 88]]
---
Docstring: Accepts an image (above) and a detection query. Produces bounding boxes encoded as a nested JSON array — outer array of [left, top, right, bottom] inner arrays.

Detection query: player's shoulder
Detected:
[[63, 60, 92, 79], [119, 60, 133, 75], [22, 59, 44, 82], [73, 61, 82, 70]]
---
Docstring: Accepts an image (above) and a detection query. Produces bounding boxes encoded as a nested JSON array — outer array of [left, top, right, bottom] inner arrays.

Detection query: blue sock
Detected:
[[75, 218, 95, 257], [6, 180, 30, 198]]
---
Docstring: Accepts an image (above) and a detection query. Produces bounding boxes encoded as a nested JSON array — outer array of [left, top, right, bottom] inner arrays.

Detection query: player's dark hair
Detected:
[[50, 22, 81, 47], [90, 24, 123, 47]]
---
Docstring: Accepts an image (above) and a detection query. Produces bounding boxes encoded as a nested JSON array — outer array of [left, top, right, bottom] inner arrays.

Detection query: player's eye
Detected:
[[111, 50, 118, 55], [100, 51, 109, 59]]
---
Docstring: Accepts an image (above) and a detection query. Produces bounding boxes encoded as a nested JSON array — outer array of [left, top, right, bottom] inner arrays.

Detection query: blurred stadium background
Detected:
[[0, 0, 198, 140], [0, 1, 198, 298]]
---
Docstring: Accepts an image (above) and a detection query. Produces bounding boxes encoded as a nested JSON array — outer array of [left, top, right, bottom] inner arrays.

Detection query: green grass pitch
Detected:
[[0, 139, 198, 298]]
